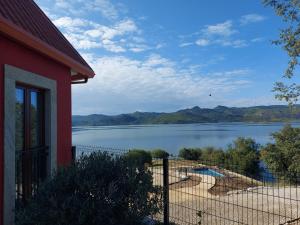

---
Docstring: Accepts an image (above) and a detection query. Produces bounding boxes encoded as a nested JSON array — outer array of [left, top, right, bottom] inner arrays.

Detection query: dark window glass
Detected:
[[15, 85, 46, 202], [30, 91, 43, 148], [16, 88, 25, 151]]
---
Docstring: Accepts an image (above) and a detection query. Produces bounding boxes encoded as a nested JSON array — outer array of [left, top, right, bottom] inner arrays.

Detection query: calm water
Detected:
[[72, 122, 300, 155], [192, 168, 225, 177]]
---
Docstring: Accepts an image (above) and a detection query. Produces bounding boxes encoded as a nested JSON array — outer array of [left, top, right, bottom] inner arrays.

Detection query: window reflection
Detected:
[[16, 88, 25, 151], [30, 91, 42, 148]]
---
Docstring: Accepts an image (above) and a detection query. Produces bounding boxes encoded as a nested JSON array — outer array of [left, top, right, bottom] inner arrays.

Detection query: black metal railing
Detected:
[[74, 145, 300, 225], [15, 146, 48, 203]]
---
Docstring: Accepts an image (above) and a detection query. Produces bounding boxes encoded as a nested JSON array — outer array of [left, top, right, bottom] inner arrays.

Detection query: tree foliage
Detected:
[[261, 124, 300, 183], [16, 152, 162, 225], [125, 149, 153, 166], [151, 149, 169, 159], [179, 148, 202, 160], [226, 137, 262, 178], [200, 147, 226, 165], [264, 0, 300, 105]]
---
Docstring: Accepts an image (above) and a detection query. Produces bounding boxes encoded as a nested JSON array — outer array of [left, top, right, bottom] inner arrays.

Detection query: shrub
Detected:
[[125, 149, 153, 166], [179, 148, 201, 160], [16, 152, 162, 225], [151, 149, 169, 159]]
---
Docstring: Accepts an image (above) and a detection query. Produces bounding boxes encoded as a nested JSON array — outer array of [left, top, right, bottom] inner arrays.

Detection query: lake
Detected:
[[72, 122, 300, 155]]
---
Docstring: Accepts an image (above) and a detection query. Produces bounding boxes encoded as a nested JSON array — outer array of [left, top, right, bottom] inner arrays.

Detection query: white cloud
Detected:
[[194, 20, 249, 48], [196, 39, 210, 47], [53, 17, 141, 51], [216, 39, 248, 48], [240, 14, 266, 25], [53, 0, 121, 20], [203, 20, 236, 37], [251, 37, 264, 43], [72, 55, 251, 114], [86, 0, 119, 20], [179, 42, 193, 47]]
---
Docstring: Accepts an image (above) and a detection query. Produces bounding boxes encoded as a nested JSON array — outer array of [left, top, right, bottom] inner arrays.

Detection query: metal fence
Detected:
[[74, 145, 300, 225]]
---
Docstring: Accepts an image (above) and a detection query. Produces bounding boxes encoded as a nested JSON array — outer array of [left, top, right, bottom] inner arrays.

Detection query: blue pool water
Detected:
[[192, 168, 224, 177]]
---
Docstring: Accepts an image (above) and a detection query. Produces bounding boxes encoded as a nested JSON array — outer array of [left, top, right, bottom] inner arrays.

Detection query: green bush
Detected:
[[179, 148, 201, 160], [16, 152, 162, 225], [261, 124, 300, 183], [151, 149, 169, 159], [125, 149, 153, 166]]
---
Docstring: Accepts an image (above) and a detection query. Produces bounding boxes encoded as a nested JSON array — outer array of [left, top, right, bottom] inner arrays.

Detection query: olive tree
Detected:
[[16, 152, 162, 225]]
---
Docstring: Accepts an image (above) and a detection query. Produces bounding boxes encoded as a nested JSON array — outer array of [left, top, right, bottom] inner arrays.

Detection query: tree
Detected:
[[151, 149, 169, 159], [16, 152, 162, 225], [125, 149, 153, 166], [200, 147, 226, 166], [261, 124, 300, 183], [179, 148, 201, 160], [226, 137, 261, 178], [264, 0, 300, 105]]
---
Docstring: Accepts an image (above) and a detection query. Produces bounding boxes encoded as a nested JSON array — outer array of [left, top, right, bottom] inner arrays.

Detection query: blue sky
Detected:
[[36, 0, 295, 115]]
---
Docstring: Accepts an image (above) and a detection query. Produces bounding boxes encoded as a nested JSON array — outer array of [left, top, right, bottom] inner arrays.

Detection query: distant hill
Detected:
[[72, 105, 300, 126]]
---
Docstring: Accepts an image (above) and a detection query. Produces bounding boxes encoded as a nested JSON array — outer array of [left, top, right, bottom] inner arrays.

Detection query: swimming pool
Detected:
[[192, 168, 224, 177]]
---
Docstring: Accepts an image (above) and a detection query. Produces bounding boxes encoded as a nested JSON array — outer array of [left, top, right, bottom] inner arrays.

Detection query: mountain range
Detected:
[[72, 105, 300, 126]]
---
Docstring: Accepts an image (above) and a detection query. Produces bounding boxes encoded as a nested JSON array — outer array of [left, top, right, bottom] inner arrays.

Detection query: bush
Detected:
[[151, 149, 169, 159], [16, 152, 162, 225], [179, 148, 201, 160], [261, 124, 300, 183], [125, 149, 153, 166]]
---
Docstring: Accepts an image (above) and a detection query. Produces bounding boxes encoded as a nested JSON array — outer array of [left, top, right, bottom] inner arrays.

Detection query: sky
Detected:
[[36, 0, 296, 115]]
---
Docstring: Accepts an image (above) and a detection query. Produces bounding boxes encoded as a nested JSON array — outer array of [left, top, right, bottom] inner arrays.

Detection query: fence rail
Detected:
[[74, 145, 300, 225]]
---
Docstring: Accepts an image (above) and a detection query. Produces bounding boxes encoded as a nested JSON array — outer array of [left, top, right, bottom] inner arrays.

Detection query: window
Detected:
[[15, 85, 47, 202]]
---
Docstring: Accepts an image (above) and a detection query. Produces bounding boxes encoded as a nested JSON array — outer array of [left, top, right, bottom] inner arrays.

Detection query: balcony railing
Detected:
[[15, 146, 48, 203]]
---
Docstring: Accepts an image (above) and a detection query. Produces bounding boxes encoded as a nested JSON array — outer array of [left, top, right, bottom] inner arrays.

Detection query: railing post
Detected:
[[71, 146, 76, 163], [163, 157, 169, 225]]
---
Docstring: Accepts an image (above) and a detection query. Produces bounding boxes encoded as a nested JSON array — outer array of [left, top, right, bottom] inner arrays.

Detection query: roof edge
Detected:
[[0, 15, 95, 78]]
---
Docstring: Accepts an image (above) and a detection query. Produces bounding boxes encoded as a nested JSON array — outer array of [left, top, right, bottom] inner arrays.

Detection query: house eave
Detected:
[[0, 15, 95, 79]]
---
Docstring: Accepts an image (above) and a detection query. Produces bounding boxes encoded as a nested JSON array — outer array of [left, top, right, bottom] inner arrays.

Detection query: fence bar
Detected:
[[71, 146, 76, 162], [163, 157, 169, 225]]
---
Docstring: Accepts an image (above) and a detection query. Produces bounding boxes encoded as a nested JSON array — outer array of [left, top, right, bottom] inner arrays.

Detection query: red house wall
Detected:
[[0, 34, 73, 224]]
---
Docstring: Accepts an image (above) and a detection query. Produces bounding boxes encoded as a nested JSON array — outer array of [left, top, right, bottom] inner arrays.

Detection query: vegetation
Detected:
[[179, 148, 201, 160], [16, 152, 162, 225], [226, 138, 261, 178], [72, 105, 300, 126], [200, 147, 226, 166], [264, 0, 300, 105], [151, 149, 169, 159], [179, 138, 261, 178], [125, 149, 153, 166], [261, 124, 300, 183]]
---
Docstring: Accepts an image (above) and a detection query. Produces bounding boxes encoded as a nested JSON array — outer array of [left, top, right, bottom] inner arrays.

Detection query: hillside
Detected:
[[72, 105, 300, 126]]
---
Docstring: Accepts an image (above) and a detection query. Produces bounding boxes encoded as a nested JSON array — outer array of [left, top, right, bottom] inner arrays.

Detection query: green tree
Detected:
[[125, 149, 153, 166], [200, 147, 226, 166], [179, 148, 201, 160], [151, 149, 169, 159], [226, 137, 261, 177], [16, 152, 162, 225], [263, 0, 300, 105], [261, 124, 300, 183]]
